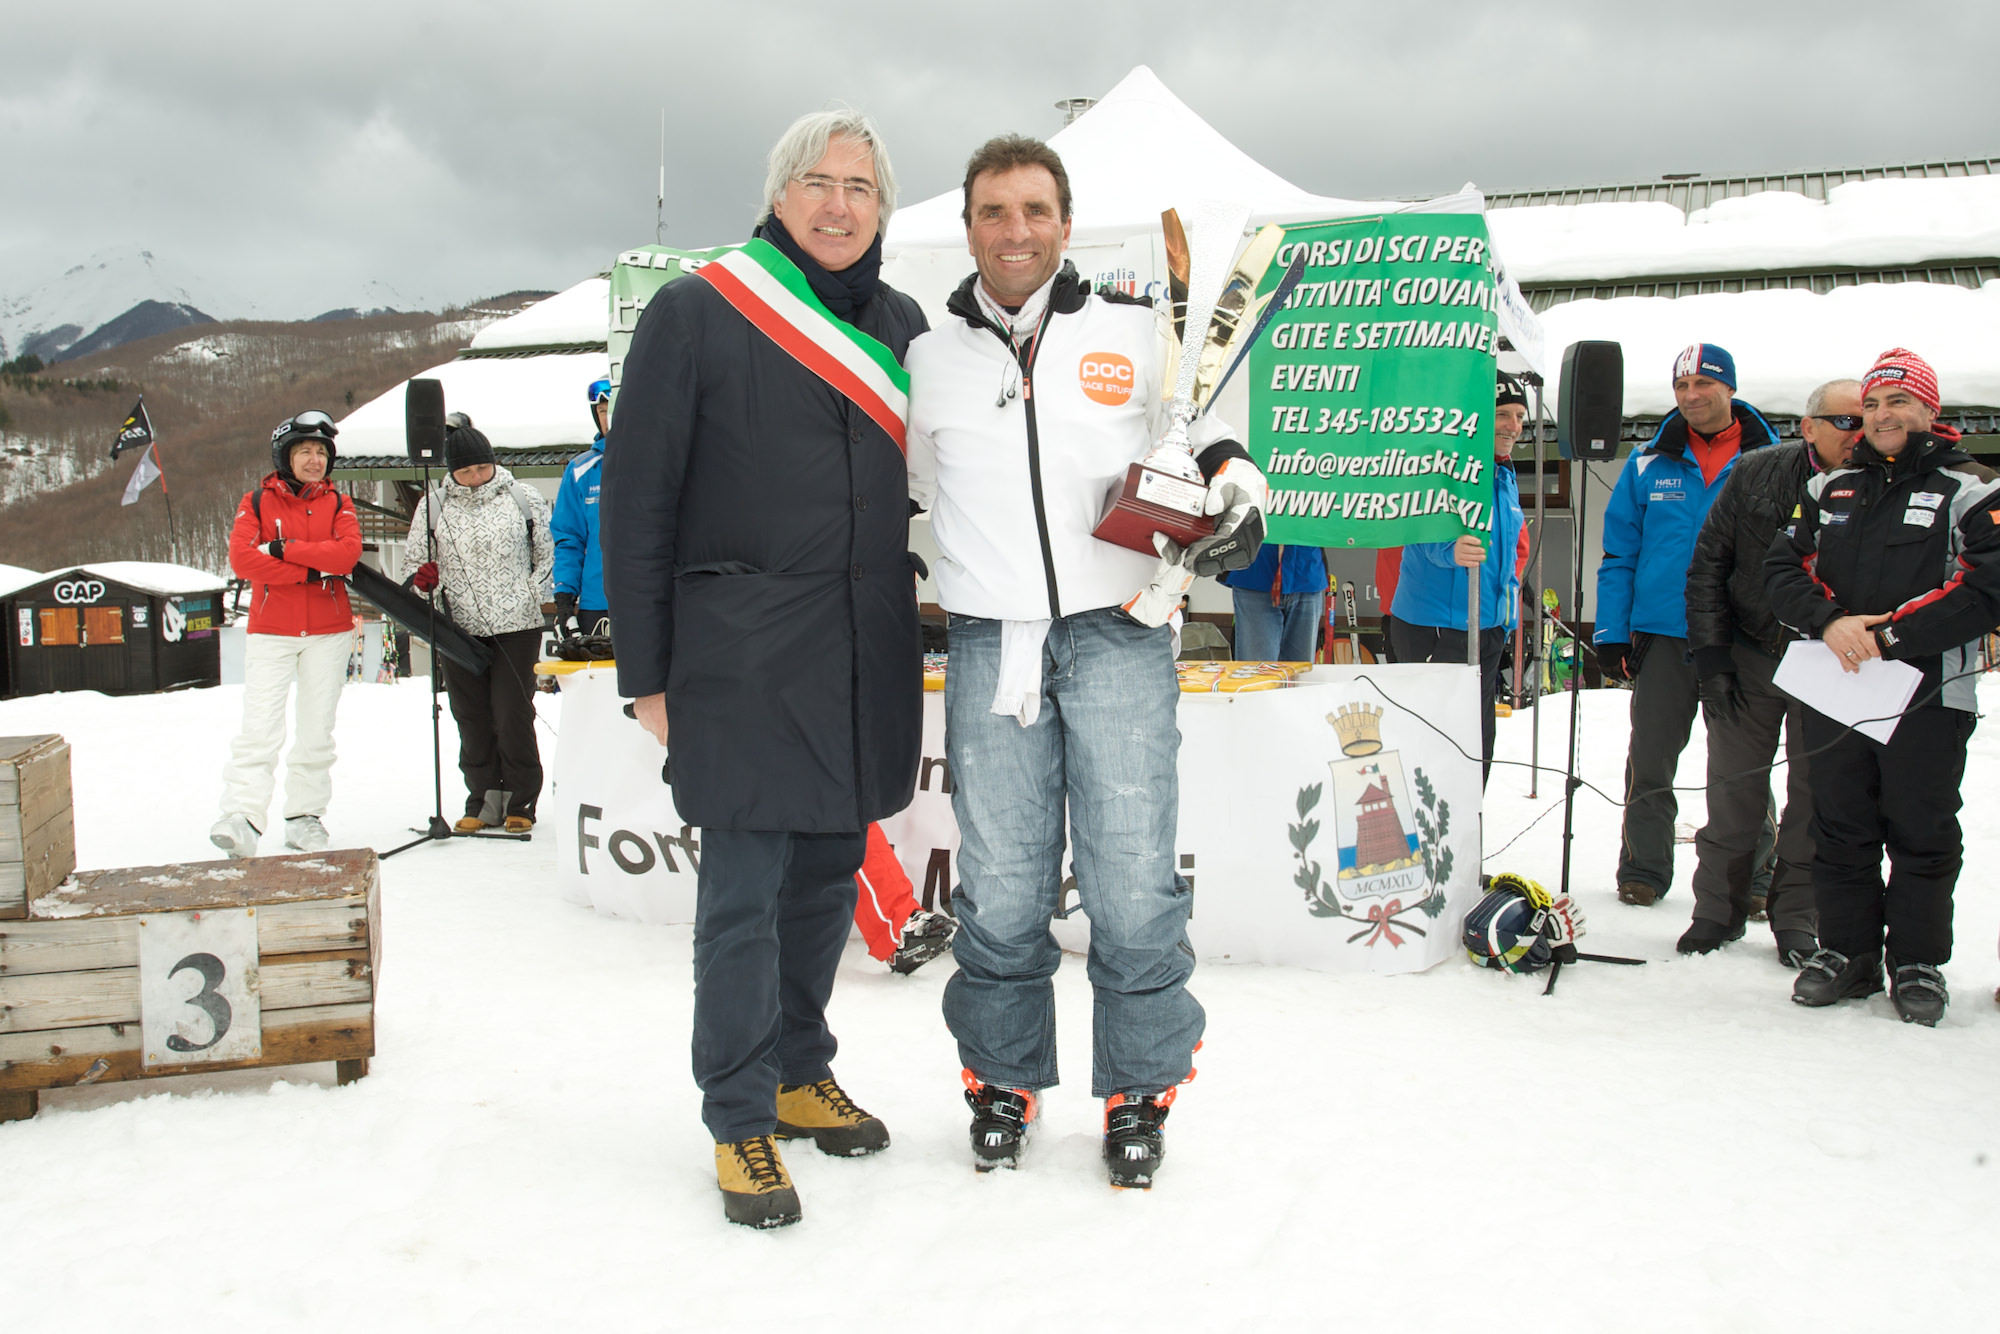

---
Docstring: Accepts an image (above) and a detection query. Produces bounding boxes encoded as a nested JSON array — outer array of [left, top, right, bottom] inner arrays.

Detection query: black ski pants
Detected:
[[1391, 621, 1508, 785], [442, 626, 545, 819], [1691, 642, 1815, 933], [1803, 704, 1973, 966], [692, 828, 864, 1143]]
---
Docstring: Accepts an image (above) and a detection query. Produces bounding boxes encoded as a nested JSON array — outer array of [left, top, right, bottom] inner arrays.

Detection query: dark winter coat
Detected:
[[1595, 401, 1780, 645], [1685, 437, 1819, 676], [601, 261, 928, 833], [1764, 430, 2000, 713], [229, 474, 362, 637]]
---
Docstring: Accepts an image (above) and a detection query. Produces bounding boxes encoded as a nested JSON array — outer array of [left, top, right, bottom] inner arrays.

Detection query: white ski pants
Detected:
[[219, 631, 350, 830]]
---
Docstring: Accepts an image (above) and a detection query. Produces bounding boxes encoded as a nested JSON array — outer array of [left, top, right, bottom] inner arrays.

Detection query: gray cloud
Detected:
[[7, 0, 1996, 318]]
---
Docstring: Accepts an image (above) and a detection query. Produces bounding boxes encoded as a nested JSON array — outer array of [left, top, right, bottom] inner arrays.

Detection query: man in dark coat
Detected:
[[1681, 379, 1861, 962], [601, 109, 926, 1229], [1765, 348, 2000, 1026]]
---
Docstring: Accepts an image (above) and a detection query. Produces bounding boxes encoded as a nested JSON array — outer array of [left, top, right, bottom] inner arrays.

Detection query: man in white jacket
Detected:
[[906, 135, 1266, 1189]]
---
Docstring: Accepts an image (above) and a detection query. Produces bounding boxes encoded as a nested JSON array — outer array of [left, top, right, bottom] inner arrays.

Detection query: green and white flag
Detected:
[[1250, 214, 1500, 547]]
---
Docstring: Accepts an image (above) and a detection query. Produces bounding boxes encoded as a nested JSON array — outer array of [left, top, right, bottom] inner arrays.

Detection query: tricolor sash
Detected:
[[693, 239, 911, 450]]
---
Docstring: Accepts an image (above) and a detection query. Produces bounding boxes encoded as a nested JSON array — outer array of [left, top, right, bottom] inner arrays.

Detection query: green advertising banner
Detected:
[[608, 243, 742, 410], [1250, 213, 1499, 547]]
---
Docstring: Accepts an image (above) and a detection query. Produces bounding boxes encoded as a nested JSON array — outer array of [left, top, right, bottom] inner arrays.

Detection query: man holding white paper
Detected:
[[1764, 348, 2000, 1025]]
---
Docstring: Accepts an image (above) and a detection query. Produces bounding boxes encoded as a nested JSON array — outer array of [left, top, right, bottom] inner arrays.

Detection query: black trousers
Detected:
[[1804, 704, 1973, 966], [692, 828, 865, 1142], [1691, 642, 1815, 933], [1391, 621, 1508, 784], [441, 626, 545, 818]]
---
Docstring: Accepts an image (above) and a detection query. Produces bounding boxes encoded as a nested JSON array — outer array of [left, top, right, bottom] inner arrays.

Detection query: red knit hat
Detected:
[[1859, 348, 1940, 414]]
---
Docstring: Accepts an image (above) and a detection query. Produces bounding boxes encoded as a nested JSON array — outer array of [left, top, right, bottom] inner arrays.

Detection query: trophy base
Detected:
[[1093, 462, 1215, 555]]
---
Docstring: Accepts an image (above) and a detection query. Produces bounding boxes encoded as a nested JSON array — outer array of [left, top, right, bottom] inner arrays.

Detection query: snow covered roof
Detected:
[[73, 562, 225, 595], [1489, 177, 2000, 287], [1538, 280, 2000, 419], [466, 278, 608, 352], [0, 564, 42, 597], [337, 349, 610, 454], [885, 66, 1375, 254]]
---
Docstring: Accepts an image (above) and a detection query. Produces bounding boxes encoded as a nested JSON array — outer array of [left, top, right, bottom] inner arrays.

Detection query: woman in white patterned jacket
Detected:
[[401, 415, 554, 832]]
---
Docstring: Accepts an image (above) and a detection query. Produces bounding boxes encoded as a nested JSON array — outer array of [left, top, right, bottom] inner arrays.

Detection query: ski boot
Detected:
[[888, 908, 957, 975], [963, 1069, 1036, 1172], [1103, 1089, 1174, 1190]]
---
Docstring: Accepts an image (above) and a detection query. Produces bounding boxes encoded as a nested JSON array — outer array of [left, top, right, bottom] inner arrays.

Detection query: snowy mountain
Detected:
[[0, 245, 240, 363]]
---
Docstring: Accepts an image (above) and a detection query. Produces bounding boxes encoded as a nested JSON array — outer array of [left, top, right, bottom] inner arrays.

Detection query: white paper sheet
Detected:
[[1772, 640, 1922, 744]]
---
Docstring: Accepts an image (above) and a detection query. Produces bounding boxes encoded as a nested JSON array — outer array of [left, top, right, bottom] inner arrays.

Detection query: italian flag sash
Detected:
[[694, 239, 911, 450]]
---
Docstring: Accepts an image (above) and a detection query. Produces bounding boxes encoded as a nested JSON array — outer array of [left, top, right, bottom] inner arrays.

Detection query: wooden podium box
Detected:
[[1, 735, 75, 921], [0, 848, 380, 1122]]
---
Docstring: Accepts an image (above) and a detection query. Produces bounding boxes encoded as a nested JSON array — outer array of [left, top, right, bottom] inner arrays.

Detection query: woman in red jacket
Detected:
[[210, 411, 363, 857]]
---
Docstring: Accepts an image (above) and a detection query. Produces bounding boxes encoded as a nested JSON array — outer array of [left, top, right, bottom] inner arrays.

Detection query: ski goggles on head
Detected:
[[588, 378, 612, 404], [273, 410, 338, 441], [1811, 414, 1863, 432]]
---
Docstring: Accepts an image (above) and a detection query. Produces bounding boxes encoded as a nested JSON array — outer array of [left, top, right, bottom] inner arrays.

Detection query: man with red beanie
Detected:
[[1765, 349, 2000, 1025], [212, 411, 363, 857]]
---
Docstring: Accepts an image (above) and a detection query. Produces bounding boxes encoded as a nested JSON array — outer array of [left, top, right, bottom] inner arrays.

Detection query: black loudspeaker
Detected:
[[406, 378, 446, 463], [1557, 341, 1623, 461]]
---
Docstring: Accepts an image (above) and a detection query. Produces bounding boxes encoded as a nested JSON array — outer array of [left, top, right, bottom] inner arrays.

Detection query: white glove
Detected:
[[1122, 532, 1197, 628], [1542, 894, 1586, 948], [1188, 454, 1268, 578]]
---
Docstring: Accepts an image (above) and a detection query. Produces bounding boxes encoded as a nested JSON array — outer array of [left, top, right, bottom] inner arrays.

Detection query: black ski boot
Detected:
[[1676, 918, 1743, 955], [888, 909, 957, 975], [1103, 1091, 1173, 1190], [1889, 961, 1948, 1027], [1774, 930, 1817, 969], [1792, 947, 1884, 1007], [962, 1070, 1036, 1172]]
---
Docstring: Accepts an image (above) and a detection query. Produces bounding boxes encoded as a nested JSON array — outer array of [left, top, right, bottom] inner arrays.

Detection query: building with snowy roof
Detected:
[[3, 562, 225, 697]]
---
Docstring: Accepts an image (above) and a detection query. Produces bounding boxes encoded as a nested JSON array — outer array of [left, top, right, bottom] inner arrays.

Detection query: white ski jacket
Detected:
[[400, 464, 554, 637], [907, 264, 1237, 621]]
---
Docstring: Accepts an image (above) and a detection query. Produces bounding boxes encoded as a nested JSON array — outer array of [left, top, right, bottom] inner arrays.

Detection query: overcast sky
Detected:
[[7, 0, 1997, 319]]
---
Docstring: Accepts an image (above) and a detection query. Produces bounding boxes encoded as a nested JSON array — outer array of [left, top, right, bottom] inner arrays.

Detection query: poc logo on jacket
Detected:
[[1079, 353, 1136, 405]]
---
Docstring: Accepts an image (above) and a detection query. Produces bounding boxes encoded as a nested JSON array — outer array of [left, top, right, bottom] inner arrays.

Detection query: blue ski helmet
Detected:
[[1463, 873, 1555, 973], [587, 377, 611, 434]]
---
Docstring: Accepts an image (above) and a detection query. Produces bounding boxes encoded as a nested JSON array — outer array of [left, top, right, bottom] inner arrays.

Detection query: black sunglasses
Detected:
[[1811, 414, 1863, 432]]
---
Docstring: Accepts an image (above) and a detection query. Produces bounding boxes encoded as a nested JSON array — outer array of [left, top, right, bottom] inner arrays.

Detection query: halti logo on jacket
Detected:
[[1079, 353, 1136, 406], [1830, 488, 1856, 499]]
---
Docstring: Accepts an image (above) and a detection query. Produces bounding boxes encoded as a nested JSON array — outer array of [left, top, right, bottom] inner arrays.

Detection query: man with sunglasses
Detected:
[[603, 109, 925, 1229], [212, 411, 362, 858], [1681, 379, 1862, 962], [1766, 349, 2000, 1025], [552, 377, 611, 641]]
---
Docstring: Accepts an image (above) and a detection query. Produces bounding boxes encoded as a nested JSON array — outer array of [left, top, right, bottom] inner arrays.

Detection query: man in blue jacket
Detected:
[[1221, 544, 1326, 661], [551, 377, 610, 638], [1594, 345, 1778, 907], [1391, 371, 1528, 784]]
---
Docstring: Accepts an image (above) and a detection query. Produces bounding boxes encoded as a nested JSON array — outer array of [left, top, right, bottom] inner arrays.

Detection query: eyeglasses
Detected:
[[273, 410, 338, 441], [1811, 414, 1863, 432], [792, 174, 880, 204]]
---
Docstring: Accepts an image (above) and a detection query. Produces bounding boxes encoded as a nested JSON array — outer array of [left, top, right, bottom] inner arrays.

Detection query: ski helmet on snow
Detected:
[[1463, 872, 1556, 973], [587, 377, 611, 433], [270, 410, 338, 480]]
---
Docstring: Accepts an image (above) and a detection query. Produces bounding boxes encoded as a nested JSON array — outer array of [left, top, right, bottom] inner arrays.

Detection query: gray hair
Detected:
[[1805, 378, 1863, 418], [757, 108, 898, 234]]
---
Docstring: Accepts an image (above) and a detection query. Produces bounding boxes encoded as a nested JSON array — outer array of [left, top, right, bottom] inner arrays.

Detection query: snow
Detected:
[[1536, 280, 2000, 417], [0, 562, 41, 596], [335, 349, 610, 454], [467, 277, 609, 351], [1489, 176, 2000, 286], [79, 560, 226, 596], [0, 244, 246, 362], [3, 676, 1999, 1331]]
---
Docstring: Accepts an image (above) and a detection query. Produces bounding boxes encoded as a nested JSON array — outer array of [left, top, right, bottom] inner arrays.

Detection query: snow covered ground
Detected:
[[3, 678, 1999, 1332]]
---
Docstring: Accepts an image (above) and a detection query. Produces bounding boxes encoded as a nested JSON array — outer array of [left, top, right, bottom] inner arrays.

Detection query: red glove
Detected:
[[412, 562, 440, 593]]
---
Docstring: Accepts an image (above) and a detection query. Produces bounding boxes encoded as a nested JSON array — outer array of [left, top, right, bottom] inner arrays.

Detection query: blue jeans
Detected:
[[1230, 588, 1325, 661], [941, 608, 1204, 1098], [691, 828, 864, 1142]]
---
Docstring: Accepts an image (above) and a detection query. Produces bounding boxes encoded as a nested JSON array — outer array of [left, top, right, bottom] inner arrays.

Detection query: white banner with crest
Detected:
[[550, 663, 1483, 974]]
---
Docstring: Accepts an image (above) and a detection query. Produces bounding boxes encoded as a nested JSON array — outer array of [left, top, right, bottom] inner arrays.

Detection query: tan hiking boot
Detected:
[[715, 1135, 801, 1229], [774, 1077, 890, 1157], [1616, 881, 1660, 907], [454, 816, 488, 833]]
